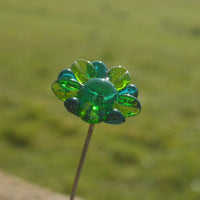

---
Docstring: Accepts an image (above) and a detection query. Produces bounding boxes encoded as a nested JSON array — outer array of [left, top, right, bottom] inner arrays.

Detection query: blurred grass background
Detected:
[[0, 0, 200, 199]]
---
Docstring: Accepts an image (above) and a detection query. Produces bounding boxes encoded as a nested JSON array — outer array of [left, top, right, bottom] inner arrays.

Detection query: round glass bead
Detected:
[[78, 78, 117, 123]]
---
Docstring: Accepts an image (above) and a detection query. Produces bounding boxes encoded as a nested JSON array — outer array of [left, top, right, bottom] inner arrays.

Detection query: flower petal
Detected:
[[58, 69, 76, 80], [118, 84, 138, 98], [105, 109, 125, 124], [92, 61, 108, 78], [107, 66, 131, 91], [114, 94, 141, 117], [79, 102, 106, 124], [64, 97, 80, 116], [71, 59, 96, 84], [51, 79, 82, 101]]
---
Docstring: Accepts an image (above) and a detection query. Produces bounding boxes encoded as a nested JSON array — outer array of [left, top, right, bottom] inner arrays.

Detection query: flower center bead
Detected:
[[78, 78, 117, 123]]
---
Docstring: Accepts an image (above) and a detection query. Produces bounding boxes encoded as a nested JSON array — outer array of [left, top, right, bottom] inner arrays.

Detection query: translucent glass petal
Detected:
[[118, 84, 138, 98], [114, 94, 141, 117], [71, 59, 96, 84], [105, 109, 125, 124], [107, 66, 131, 91], [58, 69, 76, 80], [92, 61, 108, 78], [51, 79, 82, 101], [79, 102, 106, 124]]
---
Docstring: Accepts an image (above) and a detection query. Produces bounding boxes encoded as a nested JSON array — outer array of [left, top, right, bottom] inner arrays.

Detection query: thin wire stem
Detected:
[[70, 123, 95, 200]]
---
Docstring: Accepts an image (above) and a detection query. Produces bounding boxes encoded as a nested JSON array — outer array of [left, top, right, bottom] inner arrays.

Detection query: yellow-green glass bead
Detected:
[[107, 66, 131, 91], [71, 59, 96, 84], [114, 94, 141, 117], [79, 102, 106, 124], [52, 79, 82, 101]]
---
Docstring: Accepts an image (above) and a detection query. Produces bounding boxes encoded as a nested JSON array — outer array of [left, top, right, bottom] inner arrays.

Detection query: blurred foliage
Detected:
[[0, 0, 200, 199]]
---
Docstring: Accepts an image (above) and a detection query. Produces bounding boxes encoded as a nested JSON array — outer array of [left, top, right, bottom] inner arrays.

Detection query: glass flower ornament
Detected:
[[52, 59, 141, 124], [51, 59, 141, 200]]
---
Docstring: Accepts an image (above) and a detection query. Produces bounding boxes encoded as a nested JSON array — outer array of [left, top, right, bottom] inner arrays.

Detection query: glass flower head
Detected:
[[52, 59, 141, 124]]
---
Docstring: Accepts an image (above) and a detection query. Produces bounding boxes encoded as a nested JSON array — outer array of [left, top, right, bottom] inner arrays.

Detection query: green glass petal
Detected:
[[79, 102, 106, 124], [114, 94, 141, 117], [118, 84, 138, 98], [58, 69, 76, 80], [92, 61, 108, 78], [71, 59, 96, 84], [52, 79, 82, 101], [105, 109, 125, 124], [107, 66, 131, 91]]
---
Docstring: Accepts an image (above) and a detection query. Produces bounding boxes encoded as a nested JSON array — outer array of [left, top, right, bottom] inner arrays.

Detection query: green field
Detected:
[[0, 0, 200, 199]]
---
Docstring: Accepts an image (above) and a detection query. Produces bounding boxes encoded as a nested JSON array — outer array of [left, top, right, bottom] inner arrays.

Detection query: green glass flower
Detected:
[[52, 59, 141, 124]]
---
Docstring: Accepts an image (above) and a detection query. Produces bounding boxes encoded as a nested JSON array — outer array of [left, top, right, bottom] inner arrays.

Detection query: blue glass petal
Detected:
[[105, 109, 125, 124], [92, 61, 108, 78], [118, 84, 138, 98], [57, 69, 76, 80]]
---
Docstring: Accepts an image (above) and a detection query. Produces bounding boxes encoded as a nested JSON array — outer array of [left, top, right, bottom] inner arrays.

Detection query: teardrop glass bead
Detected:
[[52, 79, 82, 101], [92, 61, 108, 78], [79, 102, 106, 124], [105, 109, 125, 124], [71, 59, 96, 84], [114, 94, 141, 117], [64, 97, 80, 116], [58, 69, 76, 80], [107, 66, 131, 91], [118, 84, 138, 98]]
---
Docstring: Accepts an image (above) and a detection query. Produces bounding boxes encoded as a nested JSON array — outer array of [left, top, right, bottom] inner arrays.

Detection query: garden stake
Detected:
[[70, 123, 94, 200]]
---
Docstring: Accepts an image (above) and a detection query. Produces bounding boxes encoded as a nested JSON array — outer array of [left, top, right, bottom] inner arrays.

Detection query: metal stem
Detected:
[[70, 123, 95, 200]]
